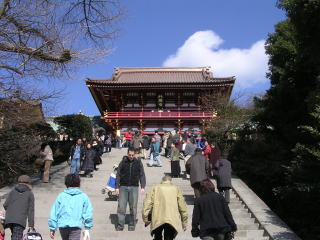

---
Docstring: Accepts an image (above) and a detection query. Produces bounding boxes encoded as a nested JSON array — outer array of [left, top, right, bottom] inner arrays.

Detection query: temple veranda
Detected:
[[2, 148, 300, 240]]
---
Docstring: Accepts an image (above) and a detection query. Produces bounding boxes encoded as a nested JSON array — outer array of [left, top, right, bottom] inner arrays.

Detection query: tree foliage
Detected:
[[0, 122, 56, 187], [54, 114, 93, 141], [230, 1, 320, 239]]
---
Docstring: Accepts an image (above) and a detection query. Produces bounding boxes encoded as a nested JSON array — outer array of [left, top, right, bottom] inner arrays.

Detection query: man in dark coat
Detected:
[[115, 147, 146, 231], [186, 148, 209, 198], [4, 175, 34, 240], [217, 153, 232, 203]]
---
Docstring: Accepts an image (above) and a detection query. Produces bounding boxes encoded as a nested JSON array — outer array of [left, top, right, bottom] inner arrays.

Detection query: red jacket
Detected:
[[125, 132, 132, 141], [203, 145, 212, 161]]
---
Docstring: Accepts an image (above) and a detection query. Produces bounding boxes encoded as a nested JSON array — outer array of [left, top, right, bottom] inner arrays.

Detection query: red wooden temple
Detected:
[[86, 67, 235, 134]]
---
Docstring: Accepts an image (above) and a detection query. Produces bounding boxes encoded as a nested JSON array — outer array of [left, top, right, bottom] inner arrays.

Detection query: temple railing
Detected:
[[103, 111, 215, 120]]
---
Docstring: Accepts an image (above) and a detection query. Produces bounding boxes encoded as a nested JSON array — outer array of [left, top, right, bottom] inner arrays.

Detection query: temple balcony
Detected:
[[102, 111, 215, 120]]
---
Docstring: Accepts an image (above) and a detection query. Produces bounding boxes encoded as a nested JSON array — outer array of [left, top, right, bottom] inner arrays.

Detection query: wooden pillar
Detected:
[[139, 119, 143, 130], [200, 119, 206, 133], [115, 119, 119, 130], [178, 119, 181, 130]]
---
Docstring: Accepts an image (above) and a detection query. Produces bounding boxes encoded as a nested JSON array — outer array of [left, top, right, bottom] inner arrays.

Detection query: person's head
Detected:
[[18, 175, 31, 184], [199, 179, 215, 195], [155, 130, 158, 134], [86, 143, 91, 149], [171, 143, 175, 148], [205, 141, 209, 146], [65, 174, 80, 188], [82, 137, 87, 142], [135, 130, 139, 135], [40, 142, 48, 151], [186, 138, 191, 143], [161, 175, 172, 183], [127, 147, 135, 160], [92, 140, 97, 145], [76, 138, 82, 145], [195, 148, 202, 154]]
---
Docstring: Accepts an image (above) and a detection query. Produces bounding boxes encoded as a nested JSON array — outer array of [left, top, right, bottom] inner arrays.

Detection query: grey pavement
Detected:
[[3, 148, 270, 240]]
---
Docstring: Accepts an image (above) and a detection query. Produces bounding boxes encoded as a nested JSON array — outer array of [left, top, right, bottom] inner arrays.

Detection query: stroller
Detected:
[[101, 164, 118, 201]]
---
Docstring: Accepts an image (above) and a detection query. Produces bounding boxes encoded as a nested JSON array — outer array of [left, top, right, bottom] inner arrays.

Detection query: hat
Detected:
[[18, 175, 31, 183]]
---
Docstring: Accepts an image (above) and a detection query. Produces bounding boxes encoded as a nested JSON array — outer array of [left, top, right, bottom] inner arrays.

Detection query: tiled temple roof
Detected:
[[86, 67, 235, 85]]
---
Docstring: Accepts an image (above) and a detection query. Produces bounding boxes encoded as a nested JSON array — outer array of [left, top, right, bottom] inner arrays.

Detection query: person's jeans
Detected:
[[70, 158, 80, 175], [59, 227, 81, 240], [201, 233, 225, 240], [152, 223, 176, 240], [126, 140, 132, 148], [106, 144, 112, 152], [117, 186, 139, 228], [148, 153, 162, 166], [9, 223, 24, 240]]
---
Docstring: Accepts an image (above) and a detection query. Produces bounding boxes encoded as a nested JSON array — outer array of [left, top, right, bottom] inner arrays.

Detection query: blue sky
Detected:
[[52, 0, 285, 116]]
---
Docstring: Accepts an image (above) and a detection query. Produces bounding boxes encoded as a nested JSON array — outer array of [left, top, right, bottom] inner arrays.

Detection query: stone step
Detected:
[[3, 149, 271, 240]]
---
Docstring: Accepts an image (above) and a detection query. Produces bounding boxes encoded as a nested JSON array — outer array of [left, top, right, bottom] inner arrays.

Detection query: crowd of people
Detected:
[[1, 129, 236, 240]]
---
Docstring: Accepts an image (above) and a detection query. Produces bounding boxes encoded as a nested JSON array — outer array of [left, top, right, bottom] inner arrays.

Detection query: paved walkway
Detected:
[[3, 148, 267, 240]]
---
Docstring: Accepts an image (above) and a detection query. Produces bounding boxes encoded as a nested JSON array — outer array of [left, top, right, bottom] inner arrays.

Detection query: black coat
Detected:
[[82, 149, 96, 171], [217, 159, 232, 189], [141, 135, 150, 149], [192, 192, 237, 238], [4, 184, 34, 228], [92, 144, 102, 164], [116, 156, 146, 189]]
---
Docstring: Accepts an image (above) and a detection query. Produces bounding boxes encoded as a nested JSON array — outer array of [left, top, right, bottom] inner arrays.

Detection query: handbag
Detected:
[[34, 158, 44, 166]]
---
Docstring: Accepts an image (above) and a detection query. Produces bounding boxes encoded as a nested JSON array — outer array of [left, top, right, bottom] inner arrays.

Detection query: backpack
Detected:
[[22, 231, 43, 240]]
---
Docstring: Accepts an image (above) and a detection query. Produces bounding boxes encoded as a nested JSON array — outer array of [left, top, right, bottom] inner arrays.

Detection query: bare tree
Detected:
[[0, 0, 124, 186], [0, 0, 124, 99]]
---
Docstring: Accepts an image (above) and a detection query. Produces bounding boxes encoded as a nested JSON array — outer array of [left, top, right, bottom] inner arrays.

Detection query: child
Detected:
[[48, 174, 93, 240], [170, 143, 181, 177], [3, 175, 35, 240]]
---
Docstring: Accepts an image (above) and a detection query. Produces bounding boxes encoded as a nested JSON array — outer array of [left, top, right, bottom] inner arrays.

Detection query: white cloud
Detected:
[[163, 30, 268, 89]]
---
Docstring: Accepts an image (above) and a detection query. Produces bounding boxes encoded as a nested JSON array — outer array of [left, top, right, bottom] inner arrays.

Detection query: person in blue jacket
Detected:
[[48, 174, 93, 240]]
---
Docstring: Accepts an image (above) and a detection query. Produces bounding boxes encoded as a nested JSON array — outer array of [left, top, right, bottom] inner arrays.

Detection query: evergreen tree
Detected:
[[231, 1, 320, 239]]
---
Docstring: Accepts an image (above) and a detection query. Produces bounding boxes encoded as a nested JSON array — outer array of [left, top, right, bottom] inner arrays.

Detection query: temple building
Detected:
[[86, 67, 235, 134]]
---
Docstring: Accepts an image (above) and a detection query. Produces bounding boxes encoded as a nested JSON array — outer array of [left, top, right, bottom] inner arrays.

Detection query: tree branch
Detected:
[[2, 13, 54, 47], [0, 0, 11, 17], [0, 42, 71, 63], [0, 64, 22, 74]]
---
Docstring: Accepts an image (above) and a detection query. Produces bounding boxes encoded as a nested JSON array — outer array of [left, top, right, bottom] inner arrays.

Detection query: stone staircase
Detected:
[[3, 148, 269, 240]]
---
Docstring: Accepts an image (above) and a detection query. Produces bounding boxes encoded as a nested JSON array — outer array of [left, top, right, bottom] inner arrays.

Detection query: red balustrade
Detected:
[[102, 111, 215, 120]]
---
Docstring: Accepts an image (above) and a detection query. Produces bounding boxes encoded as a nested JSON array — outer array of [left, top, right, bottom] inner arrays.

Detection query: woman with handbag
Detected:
[[40, 142, 54, 183], [191, 179, 237, 240]]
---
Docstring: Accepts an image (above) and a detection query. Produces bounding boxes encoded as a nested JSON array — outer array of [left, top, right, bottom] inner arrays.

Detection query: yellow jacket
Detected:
[[142, 181, 188, 235]]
